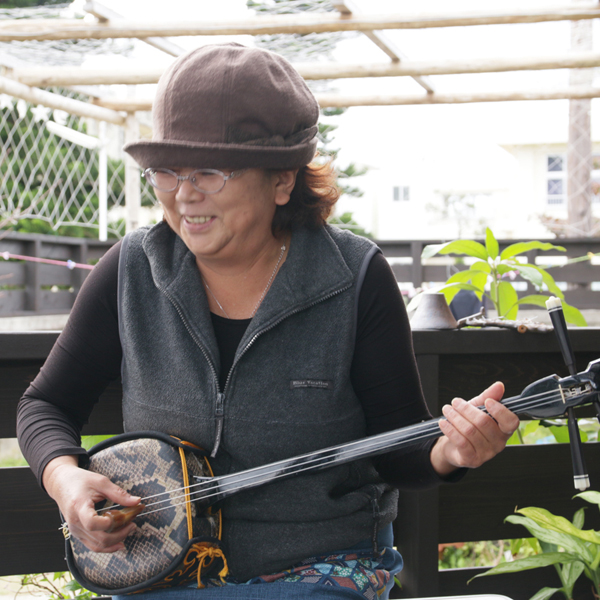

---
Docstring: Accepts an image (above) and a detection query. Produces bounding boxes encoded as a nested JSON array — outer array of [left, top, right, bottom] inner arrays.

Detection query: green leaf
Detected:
[[512, 264, 544, 288], [498, 281, 519, 320], [64, 580, 83, 592], [510, 538, 525, 554], [500, 241, 566, 260], [575, 491, 600, 508], [422, 240, 488, 261], [507, 429, 521, 445], [446, 270, 479, 284], [486, 228, 499, 259], [470, 261, 491, 273], [517, 294, 556, 309], [506, 515, 594, 561], [469, 552, 579, 580], [497, 263, 517, 275], [470, 272, 488, 298], [529, 587, 564, 600], [549, 425, 588, 443], [573, 508, 586, 530], [562, 302, 587, 327], [539, 269, 564, 299], [517, 507, 600, 546], [562, 556, 585, 590], [438, 282, 483, 301], [539, 540, 558, 554]]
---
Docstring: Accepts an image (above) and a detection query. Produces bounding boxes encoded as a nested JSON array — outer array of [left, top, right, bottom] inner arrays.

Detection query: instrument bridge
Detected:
[[564, 382, 594, 398]]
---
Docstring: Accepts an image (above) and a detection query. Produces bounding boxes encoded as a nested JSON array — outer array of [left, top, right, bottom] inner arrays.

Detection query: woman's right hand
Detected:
[[43, 455, 141, 553]]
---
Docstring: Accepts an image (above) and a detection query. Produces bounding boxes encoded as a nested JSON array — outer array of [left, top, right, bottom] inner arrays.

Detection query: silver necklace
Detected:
[[203, 242, 286, 319]]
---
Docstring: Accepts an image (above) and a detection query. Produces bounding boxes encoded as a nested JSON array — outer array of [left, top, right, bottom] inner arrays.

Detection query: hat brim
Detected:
[[123, 139, 318, 170]]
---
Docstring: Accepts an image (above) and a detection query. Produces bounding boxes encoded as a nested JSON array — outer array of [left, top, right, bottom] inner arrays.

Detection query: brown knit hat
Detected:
[[124, 43, 319, 170]]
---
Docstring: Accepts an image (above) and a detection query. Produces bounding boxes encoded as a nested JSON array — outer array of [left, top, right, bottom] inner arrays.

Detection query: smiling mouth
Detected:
[[184, 216, 213, 224]]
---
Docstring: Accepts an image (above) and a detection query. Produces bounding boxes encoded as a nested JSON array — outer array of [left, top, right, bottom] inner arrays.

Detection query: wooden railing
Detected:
[[1, 232, 599, 316], [1, 329, 599, 598], [0, 232, 113, 316]]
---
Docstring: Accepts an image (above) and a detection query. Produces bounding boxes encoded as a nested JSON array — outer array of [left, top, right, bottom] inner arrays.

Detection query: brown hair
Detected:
[[272, 160, 340, 236]]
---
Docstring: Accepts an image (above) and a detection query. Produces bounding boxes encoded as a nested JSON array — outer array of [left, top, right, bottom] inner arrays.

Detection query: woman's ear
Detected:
[[273, 169, 298, 206]]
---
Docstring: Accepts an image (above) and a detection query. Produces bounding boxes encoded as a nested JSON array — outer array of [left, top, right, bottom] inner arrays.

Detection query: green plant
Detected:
[[10, 572, 92, 600], [471, 491, 600, 600], [421, 227, 586, 326]]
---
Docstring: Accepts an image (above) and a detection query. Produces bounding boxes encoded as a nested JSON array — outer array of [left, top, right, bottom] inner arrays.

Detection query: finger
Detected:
[[444, 397, 509, 457], [441, 400, 484, 453], [445, 398, 492, 443], [99, 479, 141, 508], [72, 521, 136, 552], [469, 381, 505, 406], [485, 398, 520, 437]]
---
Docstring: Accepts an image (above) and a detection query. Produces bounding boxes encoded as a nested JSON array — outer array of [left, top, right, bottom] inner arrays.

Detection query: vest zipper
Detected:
[[213, 392, 225, 458], [160, 288, 223, 456], [164, 284, 351, 458]]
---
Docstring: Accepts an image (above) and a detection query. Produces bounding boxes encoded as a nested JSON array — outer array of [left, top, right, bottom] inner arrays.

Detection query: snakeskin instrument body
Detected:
[[67, 436, 221, 594]]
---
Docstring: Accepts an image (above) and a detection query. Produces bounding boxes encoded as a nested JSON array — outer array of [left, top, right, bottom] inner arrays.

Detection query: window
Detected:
[[393, 185, 410, 201], [547, 154, 565, 205]]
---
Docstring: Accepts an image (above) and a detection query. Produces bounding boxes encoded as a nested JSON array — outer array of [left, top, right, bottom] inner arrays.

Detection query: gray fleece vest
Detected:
[[117, 221, 399, 581]]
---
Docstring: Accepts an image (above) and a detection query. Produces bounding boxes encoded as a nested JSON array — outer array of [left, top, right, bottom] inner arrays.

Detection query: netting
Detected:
[[0, 3, 134, 67], [0, 88, 155, 238], [0, 3, 155, 239]]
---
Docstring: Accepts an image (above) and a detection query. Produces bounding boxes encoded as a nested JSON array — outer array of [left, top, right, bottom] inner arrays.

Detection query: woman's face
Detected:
[[153, 168, 294, 263]]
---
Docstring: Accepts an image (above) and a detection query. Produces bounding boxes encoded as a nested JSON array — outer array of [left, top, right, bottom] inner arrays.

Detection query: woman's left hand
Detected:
[[430, 381, 520, 477]]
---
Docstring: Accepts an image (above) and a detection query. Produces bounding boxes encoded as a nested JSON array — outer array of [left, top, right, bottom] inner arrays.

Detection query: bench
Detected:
[[1, 329, 599, 598]]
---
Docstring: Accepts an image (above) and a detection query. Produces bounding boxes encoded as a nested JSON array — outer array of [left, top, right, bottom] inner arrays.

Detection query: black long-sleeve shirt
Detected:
[[17, 241, 455, 489]]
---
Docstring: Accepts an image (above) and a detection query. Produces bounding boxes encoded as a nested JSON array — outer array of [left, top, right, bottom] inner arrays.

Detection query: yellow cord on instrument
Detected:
[[175, 437, 228, 586], [178, 447, 193, 540], [192, 544, 229, 588]]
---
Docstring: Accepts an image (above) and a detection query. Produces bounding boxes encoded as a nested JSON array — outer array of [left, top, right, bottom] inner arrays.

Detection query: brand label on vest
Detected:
[[290, 379, 333, 390]]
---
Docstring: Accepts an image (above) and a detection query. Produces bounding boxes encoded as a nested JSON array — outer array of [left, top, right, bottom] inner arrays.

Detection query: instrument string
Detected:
[[97, 386, 591, 518]]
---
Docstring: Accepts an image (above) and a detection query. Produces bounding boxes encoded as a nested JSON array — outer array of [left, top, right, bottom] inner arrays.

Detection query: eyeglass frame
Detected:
[[142, 167, 248, 194]]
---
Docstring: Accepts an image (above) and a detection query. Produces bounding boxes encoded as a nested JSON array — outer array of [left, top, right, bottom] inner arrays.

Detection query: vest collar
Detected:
[[141, 222, 354, 357]]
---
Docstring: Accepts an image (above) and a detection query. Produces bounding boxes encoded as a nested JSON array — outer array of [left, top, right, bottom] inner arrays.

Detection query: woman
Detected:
[[17, 44, 519, 599]]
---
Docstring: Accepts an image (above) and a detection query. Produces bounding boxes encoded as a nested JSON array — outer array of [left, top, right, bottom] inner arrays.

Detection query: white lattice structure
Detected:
[[0, 88, 155, 238], [0, 3, 154, 239]]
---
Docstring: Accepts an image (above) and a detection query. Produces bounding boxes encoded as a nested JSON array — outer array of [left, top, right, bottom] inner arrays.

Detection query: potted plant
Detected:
[[471, 491, 600, 600], [420, 227, 587, 326]]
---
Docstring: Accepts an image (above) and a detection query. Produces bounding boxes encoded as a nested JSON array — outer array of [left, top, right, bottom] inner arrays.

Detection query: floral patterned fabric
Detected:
[[201, 547, 403, 600]]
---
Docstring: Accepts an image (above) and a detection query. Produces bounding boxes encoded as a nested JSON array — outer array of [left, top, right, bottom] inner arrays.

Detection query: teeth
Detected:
[[185, 216, 212, 224]]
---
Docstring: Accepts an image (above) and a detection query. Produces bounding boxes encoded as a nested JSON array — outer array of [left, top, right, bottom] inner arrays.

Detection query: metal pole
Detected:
[[567, 0, 594, 237], [124, 112, 141, 233], [98, 120, 107, 241]]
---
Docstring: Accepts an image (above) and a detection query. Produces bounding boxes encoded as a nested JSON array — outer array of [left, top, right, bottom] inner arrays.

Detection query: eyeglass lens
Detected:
[[147, 169, 227, 193]]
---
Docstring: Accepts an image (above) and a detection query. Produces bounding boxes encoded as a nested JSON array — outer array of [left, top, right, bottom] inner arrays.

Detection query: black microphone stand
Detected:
[[545, 297, 590, 490]]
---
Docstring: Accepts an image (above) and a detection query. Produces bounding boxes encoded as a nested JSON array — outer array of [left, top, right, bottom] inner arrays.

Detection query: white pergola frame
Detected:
[[1, 1, 599, 233]]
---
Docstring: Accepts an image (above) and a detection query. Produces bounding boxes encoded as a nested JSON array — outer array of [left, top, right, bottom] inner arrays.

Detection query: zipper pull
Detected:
[[211, 392, 225, 458]]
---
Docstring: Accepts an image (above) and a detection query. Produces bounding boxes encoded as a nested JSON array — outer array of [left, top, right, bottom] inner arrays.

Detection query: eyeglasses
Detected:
[[142, 168, 247, 194]]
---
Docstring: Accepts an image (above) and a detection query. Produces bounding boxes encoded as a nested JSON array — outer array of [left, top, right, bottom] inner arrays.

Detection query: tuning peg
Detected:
[[545, 296, 577, 376], [545, 296, 590, 491]]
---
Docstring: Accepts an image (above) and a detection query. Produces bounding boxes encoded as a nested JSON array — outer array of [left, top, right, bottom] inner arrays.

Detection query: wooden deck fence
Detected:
[[1, 329, 599, 598], [1, 231, 599, 317]]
